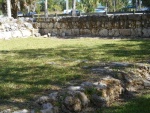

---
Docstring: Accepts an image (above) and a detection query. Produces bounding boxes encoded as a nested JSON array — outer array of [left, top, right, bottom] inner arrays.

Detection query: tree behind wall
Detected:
[[142, 0, 150, 7]]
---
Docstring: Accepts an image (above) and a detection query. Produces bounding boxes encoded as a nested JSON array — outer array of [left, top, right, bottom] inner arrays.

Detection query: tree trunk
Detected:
[[11, 0, 18, 18], [6, 0, 11, 18], [45, 0, 48, 17], [72, 0, 76, 16]]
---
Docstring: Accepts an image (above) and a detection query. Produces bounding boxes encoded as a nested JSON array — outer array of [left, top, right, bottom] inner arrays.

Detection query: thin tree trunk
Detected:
[[72, 0, 76, 16], [6, 0, 11, 18], [45, 0, 48, 17], [11, 0, 18, 18], [66, 0, 69, 14]]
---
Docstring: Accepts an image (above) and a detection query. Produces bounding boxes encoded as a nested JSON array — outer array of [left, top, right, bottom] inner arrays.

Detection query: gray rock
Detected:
[[111, 62, 132, 67], [93, 82, 107, 89], [36, 96, 50, 105], [0, 109, 11, 113], [12, 109, 28, 113], [49, 92, 58, 101], [41, 108, 53, 113], [143, 80, 150, 87], [91, 94, 107, 107], [81, 82, 94, 88], [64, 96, 82, 112], [43, 103, 53, 109]]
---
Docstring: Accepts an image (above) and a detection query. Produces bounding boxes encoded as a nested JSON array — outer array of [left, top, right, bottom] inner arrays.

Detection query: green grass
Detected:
[[0, 37, 150, 112], [97, 93, 150, 113]]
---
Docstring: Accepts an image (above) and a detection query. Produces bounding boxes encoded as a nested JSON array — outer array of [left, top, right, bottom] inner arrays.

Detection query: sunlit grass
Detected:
[[0, 37, 150, 111]]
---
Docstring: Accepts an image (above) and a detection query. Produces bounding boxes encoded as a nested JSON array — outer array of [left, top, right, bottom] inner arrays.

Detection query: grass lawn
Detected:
[[0, 37, 150, 112]]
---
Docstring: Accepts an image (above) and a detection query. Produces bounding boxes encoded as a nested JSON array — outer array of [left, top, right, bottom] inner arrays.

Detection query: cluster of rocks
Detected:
[[0, 62, 150, 113], [0, 17, 39, 40], [32, 62, 150, 113], [35, 14, 150, 37]]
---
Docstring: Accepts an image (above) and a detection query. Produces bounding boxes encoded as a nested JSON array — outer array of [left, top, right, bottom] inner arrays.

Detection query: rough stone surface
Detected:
[[0, 17, 39, 39], [35, 14, 150, 37]]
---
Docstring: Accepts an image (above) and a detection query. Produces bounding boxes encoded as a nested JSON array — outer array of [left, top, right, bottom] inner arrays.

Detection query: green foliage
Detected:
[[77, 0, 101, 13], [142, 0, 150, 7], [48, 0, 65, 11], [77, 0, 130, 13]]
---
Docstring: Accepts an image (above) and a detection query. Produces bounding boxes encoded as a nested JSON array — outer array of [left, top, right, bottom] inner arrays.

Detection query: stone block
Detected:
[[109, 29, 119, 37], [56, 23, 61, 29], [131, 28, 142, 37], [91, 29, 99, 36], [51, 29, 58, 36], [142, 28, 150, 37], [61, 23, 67, 29], [119, 29, 131, 36], [41, 23, 47, 28], [80, 29, 91, 36], [99, 29, 108, 37], [72, 29, 79, 36], [65, 29, 72, 36], [47, 23, 53, 29], [128, 15, 141, 21]]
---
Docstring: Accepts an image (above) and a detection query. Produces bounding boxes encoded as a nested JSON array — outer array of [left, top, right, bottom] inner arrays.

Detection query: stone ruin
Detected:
[[1, 62, 150, 113], [35, 14, 150, 38], [0, 17, 39, 40], [1, 14, 150, 40], [33, 62, 150, 113]]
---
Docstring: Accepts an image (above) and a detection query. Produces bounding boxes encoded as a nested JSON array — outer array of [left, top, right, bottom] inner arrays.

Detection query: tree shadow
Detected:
[[0, 39, 150, 111], [97, 93, 150, 113]]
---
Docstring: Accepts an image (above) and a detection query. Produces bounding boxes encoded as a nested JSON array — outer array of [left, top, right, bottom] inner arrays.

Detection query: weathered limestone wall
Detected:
[[35, 14, 150, 37]]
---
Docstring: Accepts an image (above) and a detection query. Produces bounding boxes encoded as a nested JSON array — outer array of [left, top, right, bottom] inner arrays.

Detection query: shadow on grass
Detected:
[[0, 39, 150, 111], [97, 94, 150, 113]]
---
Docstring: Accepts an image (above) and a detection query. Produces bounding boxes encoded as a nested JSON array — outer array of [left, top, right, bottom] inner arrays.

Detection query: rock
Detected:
[[76, 91, 90, 107], [34, 33, 41, 37], [41, 107, 59, 113], [81, 82, 94, 88], [64, 96, 82, 112], [24, 22, 33, 29], [93, 82, 107, 89], [0, 109, 11, 113], [11, 30, 23, 38], [111, 62, 132, 67], [47, 33, 51, 37], [41, 107, 53, 113], [36, 96, 50, 105], [91, 94, 107, 107], [49, 92, 58, 101], [143, 80, 150, 87], [67, 86, 83, 91], [21, 30, 32, 37], [12, 109, 28, 113], [42, 103, 53, 109], [0, 17, 37, 40]]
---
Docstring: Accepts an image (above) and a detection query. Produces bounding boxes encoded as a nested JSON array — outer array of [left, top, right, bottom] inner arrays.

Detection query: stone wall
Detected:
[[35, 14, 150, 37]]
